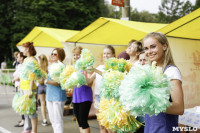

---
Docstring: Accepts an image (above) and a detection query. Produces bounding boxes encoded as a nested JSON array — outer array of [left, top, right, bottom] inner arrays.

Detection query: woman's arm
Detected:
[[93, 68, 103, 76], [85, 66, 103, 86], [165, 79, 184, 115], [46, 80, 60, 86], [28, 80, 34, 97], [84, 71, 95, 87], [12, 77, 20, 83]]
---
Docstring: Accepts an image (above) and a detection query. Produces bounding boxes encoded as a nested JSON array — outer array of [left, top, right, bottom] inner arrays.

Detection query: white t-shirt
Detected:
[[134, 60, 140, 66], [164, 66, 182, 82], [13, 64, 22, 88], [94, 65, 105, 95]]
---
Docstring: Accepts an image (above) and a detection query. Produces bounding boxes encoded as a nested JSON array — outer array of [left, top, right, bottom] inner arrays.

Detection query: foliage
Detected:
[[193, 0, 200, 10], [157, 0, 194, 23], [0, 0, 101, 63], [99, 0, 121, 19], [130, 9, 157, 22]]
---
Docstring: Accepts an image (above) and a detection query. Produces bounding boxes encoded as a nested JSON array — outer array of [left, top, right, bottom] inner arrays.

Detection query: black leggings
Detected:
[[22, 115, 25, 120], [73, 101, 92, 129]]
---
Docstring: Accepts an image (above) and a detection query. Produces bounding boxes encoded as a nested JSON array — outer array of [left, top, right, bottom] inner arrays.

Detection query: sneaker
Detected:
[[14, 123, 24, 127], [41, 121, 48, 126]]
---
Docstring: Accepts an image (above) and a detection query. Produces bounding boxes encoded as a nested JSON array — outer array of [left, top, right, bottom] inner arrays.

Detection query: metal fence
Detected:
[[0, 69, 15, 94]]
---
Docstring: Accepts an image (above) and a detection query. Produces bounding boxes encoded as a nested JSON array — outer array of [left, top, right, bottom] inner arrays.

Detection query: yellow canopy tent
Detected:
[[66, 17, 167, 45], [17, 26, 79, 48], [156, 8, 200, 108], [65, 17, 167, 66], [17, 27, 79, 64], [158, 8, 200, 40]]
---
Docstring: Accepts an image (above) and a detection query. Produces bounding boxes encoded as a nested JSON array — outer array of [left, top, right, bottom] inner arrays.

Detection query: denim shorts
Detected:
[[94, 95, 100, 109]]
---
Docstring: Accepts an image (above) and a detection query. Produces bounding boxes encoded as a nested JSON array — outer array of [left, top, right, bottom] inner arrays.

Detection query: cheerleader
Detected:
[[143, 32, 184, 133]]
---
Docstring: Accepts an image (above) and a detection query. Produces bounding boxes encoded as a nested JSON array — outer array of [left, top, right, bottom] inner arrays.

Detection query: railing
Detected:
[[0, 69, 15, 95]]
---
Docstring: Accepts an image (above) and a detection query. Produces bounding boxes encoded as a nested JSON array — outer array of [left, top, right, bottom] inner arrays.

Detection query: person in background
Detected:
[[13, 51, 20, 68], [139, 51, 148, 65], [72, 46, 93, 133], [135, 50, 149, 133], [12, 52, 26, 127], [143, 32, 184, 133], [126, 40, 143, 66], [45, 48, 66, 133], [37, 54, 49, 126], [20, 42, 38, 133], [1, 60, 7, 69], [86, 45, 116, 133]]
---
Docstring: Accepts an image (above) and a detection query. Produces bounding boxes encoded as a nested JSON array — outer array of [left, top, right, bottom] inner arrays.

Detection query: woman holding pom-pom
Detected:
[[87, 45, 116, 133], [45, 48, 66, 133], [143, 32, 184, 133], [72, 46, 94, 133], [20, 42, 39, 133]]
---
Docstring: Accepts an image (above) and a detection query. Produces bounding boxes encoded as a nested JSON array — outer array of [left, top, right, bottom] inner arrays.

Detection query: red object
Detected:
[[112, 0, 124, 7]]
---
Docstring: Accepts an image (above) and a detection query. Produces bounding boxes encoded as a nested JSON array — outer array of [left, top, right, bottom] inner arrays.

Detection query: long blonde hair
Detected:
[[39, 54, 48, 73], [143, 32, 175, 71]]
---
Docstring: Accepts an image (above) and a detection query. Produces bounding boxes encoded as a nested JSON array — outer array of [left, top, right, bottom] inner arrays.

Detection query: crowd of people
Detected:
[[11, 32, 184, 133]]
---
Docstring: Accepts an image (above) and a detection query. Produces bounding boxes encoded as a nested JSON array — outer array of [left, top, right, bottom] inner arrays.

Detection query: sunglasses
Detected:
[[51, 53, 57, 56]]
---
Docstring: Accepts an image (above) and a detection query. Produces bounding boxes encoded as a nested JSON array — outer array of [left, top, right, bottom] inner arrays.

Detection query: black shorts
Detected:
[[37, 84, 46, 94]]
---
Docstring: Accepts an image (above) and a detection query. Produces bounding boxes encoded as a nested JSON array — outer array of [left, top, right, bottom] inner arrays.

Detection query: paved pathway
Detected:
[[0, 85, 99, 133]]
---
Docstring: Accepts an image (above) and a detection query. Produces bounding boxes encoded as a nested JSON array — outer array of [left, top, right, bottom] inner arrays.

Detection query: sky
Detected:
[[106, 0, 196, 13]]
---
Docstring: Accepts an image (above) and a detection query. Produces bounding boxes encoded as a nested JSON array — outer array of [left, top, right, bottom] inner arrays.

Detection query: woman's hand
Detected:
[[85, 66, 94, 73], [28, 90, 33, 98], [38, 78, 45, 84]]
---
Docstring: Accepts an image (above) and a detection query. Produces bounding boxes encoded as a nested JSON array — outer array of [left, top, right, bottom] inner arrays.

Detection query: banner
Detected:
[[112, 0, 124, 7]]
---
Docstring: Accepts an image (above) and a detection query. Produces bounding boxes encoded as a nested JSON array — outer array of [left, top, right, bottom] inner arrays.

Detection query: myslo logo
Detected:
[[172, 127, 198, 131]]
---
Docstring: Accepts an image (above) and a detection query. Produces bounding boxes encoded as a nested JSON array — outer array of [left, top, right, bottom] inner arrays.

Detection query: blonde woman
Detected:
[[143, 32, 184, 133], [87, 45, 116, 133], [72, 46, 93, 133], [38, 54, 48, 126]]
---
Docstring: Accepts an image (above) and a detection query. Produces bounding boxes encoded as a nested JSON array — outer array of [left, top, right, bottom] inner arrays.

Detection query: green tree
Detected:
[[0, 0, 101, 65], [130, 9, 157, 22], [193, 0, 200, 10], [157, 0, 194, 23], [0, 0, 16, 64]]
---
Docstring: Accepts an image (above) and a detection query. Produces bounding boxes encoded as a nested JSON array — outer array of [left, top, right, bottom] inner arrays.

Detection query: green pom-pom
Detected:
[[75, 49, 94, 71], [64, 72, 87, 89], [119, 64, 171, 116]]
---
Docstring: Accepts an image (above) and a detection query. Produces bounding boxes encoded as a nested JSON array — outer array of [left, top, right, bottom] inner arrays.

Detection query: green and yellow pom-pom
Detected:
[[105, 58, 132, 72], [59, 65, 76, 90]]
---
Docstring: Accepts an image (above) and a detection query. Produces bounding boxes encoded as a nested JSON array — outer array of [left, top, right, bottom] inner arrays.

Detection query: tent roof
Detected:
[[17, 27, 79, 48], [158, 8, 200, 40], [66, 17, 167, 45]]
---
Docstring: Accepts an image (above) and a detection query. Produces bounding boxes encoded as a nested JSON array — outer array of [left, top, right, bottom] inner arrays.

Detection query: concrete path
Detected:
[[0, 85, 100, 133]]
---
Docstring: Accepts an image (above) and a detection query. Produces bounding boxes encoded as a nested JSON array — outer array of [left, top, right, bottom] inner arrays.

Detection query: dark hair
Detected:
[[53, 48, 66, 62], [117, 51, 130, 60], [104, 45, 116, 57], [22, 42, 37, 56], [18, 52, 26, 60], [140, 50, 145, 54], [128, 40, 143, 52]]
